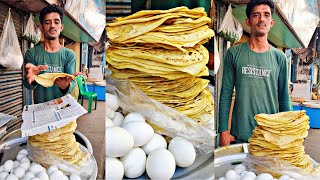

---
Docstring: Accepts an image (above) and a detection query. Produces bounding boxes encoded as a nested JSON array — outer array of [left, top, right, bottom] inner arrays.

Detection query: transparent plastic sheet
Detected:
[[246, 154, 320, 180], [23, 13, 41, 45], [106, 78, 216, 154], [217, 4, 243, 44], [28, 143, 97, 180], [0, 9, 23, 70], [0, 113, 16, 128]]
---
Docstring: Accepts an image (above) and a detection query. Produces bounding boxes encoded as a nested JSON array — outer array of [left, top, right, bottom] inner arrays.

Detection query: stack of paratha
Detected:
[[249, 111, 318, 174], [106, 7, 214, 125], [28, 120, 89, 165]]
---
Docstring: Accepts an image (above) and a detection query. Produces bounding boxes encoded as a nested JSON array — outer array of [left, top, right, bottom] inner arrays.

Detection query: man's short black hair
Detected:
[[39, 4, 64, 24], [246, 0, 275, 18]]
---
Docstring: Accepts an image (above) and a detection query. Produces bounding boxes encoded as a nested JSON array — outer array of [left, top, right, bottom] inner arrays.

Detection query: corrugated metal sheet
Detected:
[[106, 0, 131, 24], [0, 2, 24, 132]]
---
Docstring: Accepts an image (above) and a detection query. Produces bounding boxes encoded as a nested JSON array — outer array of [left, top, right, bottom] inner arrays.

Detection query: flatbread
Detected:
[[35, 73, 75, 87]]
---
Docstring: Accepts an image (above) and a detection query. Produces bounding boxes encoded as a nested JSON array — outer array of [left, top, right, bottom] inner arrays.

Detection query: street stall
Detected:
[[106, 4, 218, 179], [0, 0, 106, 179], [213, 0, 320, 179]]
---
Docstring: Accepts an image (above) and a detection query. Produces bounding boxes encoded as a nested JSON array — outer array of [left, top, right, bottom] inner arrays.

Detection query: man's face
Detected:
[[245, 4, 274, 37], [40, 12, 64, 40]]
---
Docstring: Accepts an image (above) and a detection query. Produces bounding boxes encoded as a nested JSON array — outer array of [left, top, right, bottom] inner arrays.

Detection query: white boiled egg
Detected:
[[168, 136, 196, 168], [240, 171, 248, 176], [0, 172, 8, 179], [105, 116, 114, 128], [49, 170, 63, 180], [29, 177, 40, 180], [20, 157, 30, 164], [5, 174, 18, 180], [13, 161, 20, 168], [46, 165, 58, 175], [142, 133, 167, 155], [120, 148, 146, 178], [122, 122, 154, 147], [256, 173, 273, 180], [23, 171, 35, 180], [241, 173, 256, 180], [106, 106, 115, 119], [122, 112, 145, 125], [225, 170, 240, 180], [4, 160, 14, 172], [106, 93, 120, 111], [19, 161, 30, 171], [13, 167, 25, 178], [234, 164, 246, 174], [146, 149, 176, 180], [28, 164, 42, 175], [106, 126, 134, 157], [69, 174, 81, 180], [16, 154, 26, 161], [105, 157, 124, 180], [36, 171, 49, 180], [113, 112, 124, 127], [18, 149, 28, 156]]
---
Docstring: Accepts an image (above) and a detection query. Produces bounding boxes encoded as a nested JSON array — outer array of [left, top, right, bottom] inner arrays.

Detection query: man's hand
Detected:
[[220, 131, 235, 147], [25, 63, 48, 84], [54, 76, 72, 90]]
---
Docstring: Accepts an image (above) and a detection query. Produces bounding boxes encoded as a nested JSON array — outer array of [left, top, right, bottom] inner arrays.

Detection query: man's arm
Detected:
[[219, 50, 236, 146], [23, 50, 38, 90], [278, 56, 290, 112]]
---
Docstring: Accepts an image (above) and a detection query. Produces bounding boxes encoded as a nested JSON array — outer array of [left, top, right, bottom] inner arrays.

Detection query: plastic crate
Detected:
[[301, 106, 320, 128]]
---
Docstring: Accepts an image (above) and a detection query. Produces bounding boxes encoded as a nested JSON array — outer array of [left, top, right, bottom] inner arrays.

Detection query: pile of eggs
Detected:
[[0, 149, 81, 180], [106, 93, 197, 180], [218, 164, 296, 180]]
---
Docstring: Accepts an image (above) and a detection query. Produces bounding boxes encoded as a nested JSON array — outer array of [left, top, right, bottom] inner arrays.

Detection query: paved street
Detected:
[[76, 99, 105, 180], [304, 128, 320, 163]]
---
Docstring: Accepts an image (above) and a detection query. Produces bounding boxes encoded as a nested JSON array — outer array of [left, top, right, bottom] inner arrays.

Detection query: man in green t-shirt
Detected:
[[219, 0, 291, 146], [23, 4, 76, 104]]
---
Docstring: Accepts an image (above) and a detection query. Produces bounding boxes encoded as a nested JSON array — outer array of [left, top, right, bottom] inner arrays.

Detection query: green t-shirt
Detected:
[[219, 42, 291, 142], [23, 45, 76, 104]]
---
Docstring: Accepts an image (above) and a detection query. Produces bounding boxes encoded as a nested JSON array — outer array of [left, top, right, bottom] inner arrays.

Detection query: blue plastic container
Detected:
[[301, 106, 320, 128], [293, 105, 302, 111], [95, 84, 106, 101]]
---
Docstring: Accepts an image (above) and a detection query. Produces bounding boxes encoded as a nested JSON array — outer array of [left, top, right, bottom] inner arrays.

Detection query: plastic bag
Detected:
[[23, 13, 41, 45], [218, 4, 243, 44], [0, 9, 24, 69], [28, 143, 97, 180], [106, 78, 216, 154], [246, 154, 320, 180]]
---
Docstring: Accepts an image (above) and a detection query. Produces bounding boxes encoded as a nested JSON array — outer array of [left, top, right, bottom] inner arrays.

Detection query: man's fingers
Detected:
[[25, 63, 34, 69], [38, 65, 48, 70], [230, 136, 235, 141]]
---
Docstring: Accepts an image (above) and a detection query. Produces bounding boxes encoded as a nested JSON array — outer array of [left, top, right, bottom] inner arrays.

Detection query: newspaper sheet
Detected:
[[21, 94, 87, 137]]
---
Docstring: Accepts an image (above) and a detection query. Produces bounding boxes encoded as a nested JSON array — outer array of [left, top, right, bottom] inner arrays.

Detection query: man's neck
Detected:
[[248, 36, 270, 53], [43, 39, 62, 53]]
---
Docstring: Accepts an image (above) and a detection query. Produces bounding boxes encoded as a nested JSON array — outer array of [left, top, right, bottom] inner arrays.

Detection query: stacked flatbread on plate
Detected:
[[249, 111, 319, 175], [28, 120, 89, 165], [106, 6, 214, 125]]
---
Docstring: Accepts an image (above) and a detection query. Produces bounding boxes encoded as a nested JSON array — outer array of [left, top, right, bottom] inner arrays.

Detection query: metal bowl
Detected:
[[0, 129, 93, 154], [0, 132, 97, 180], [214, 144, 248, 178]]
